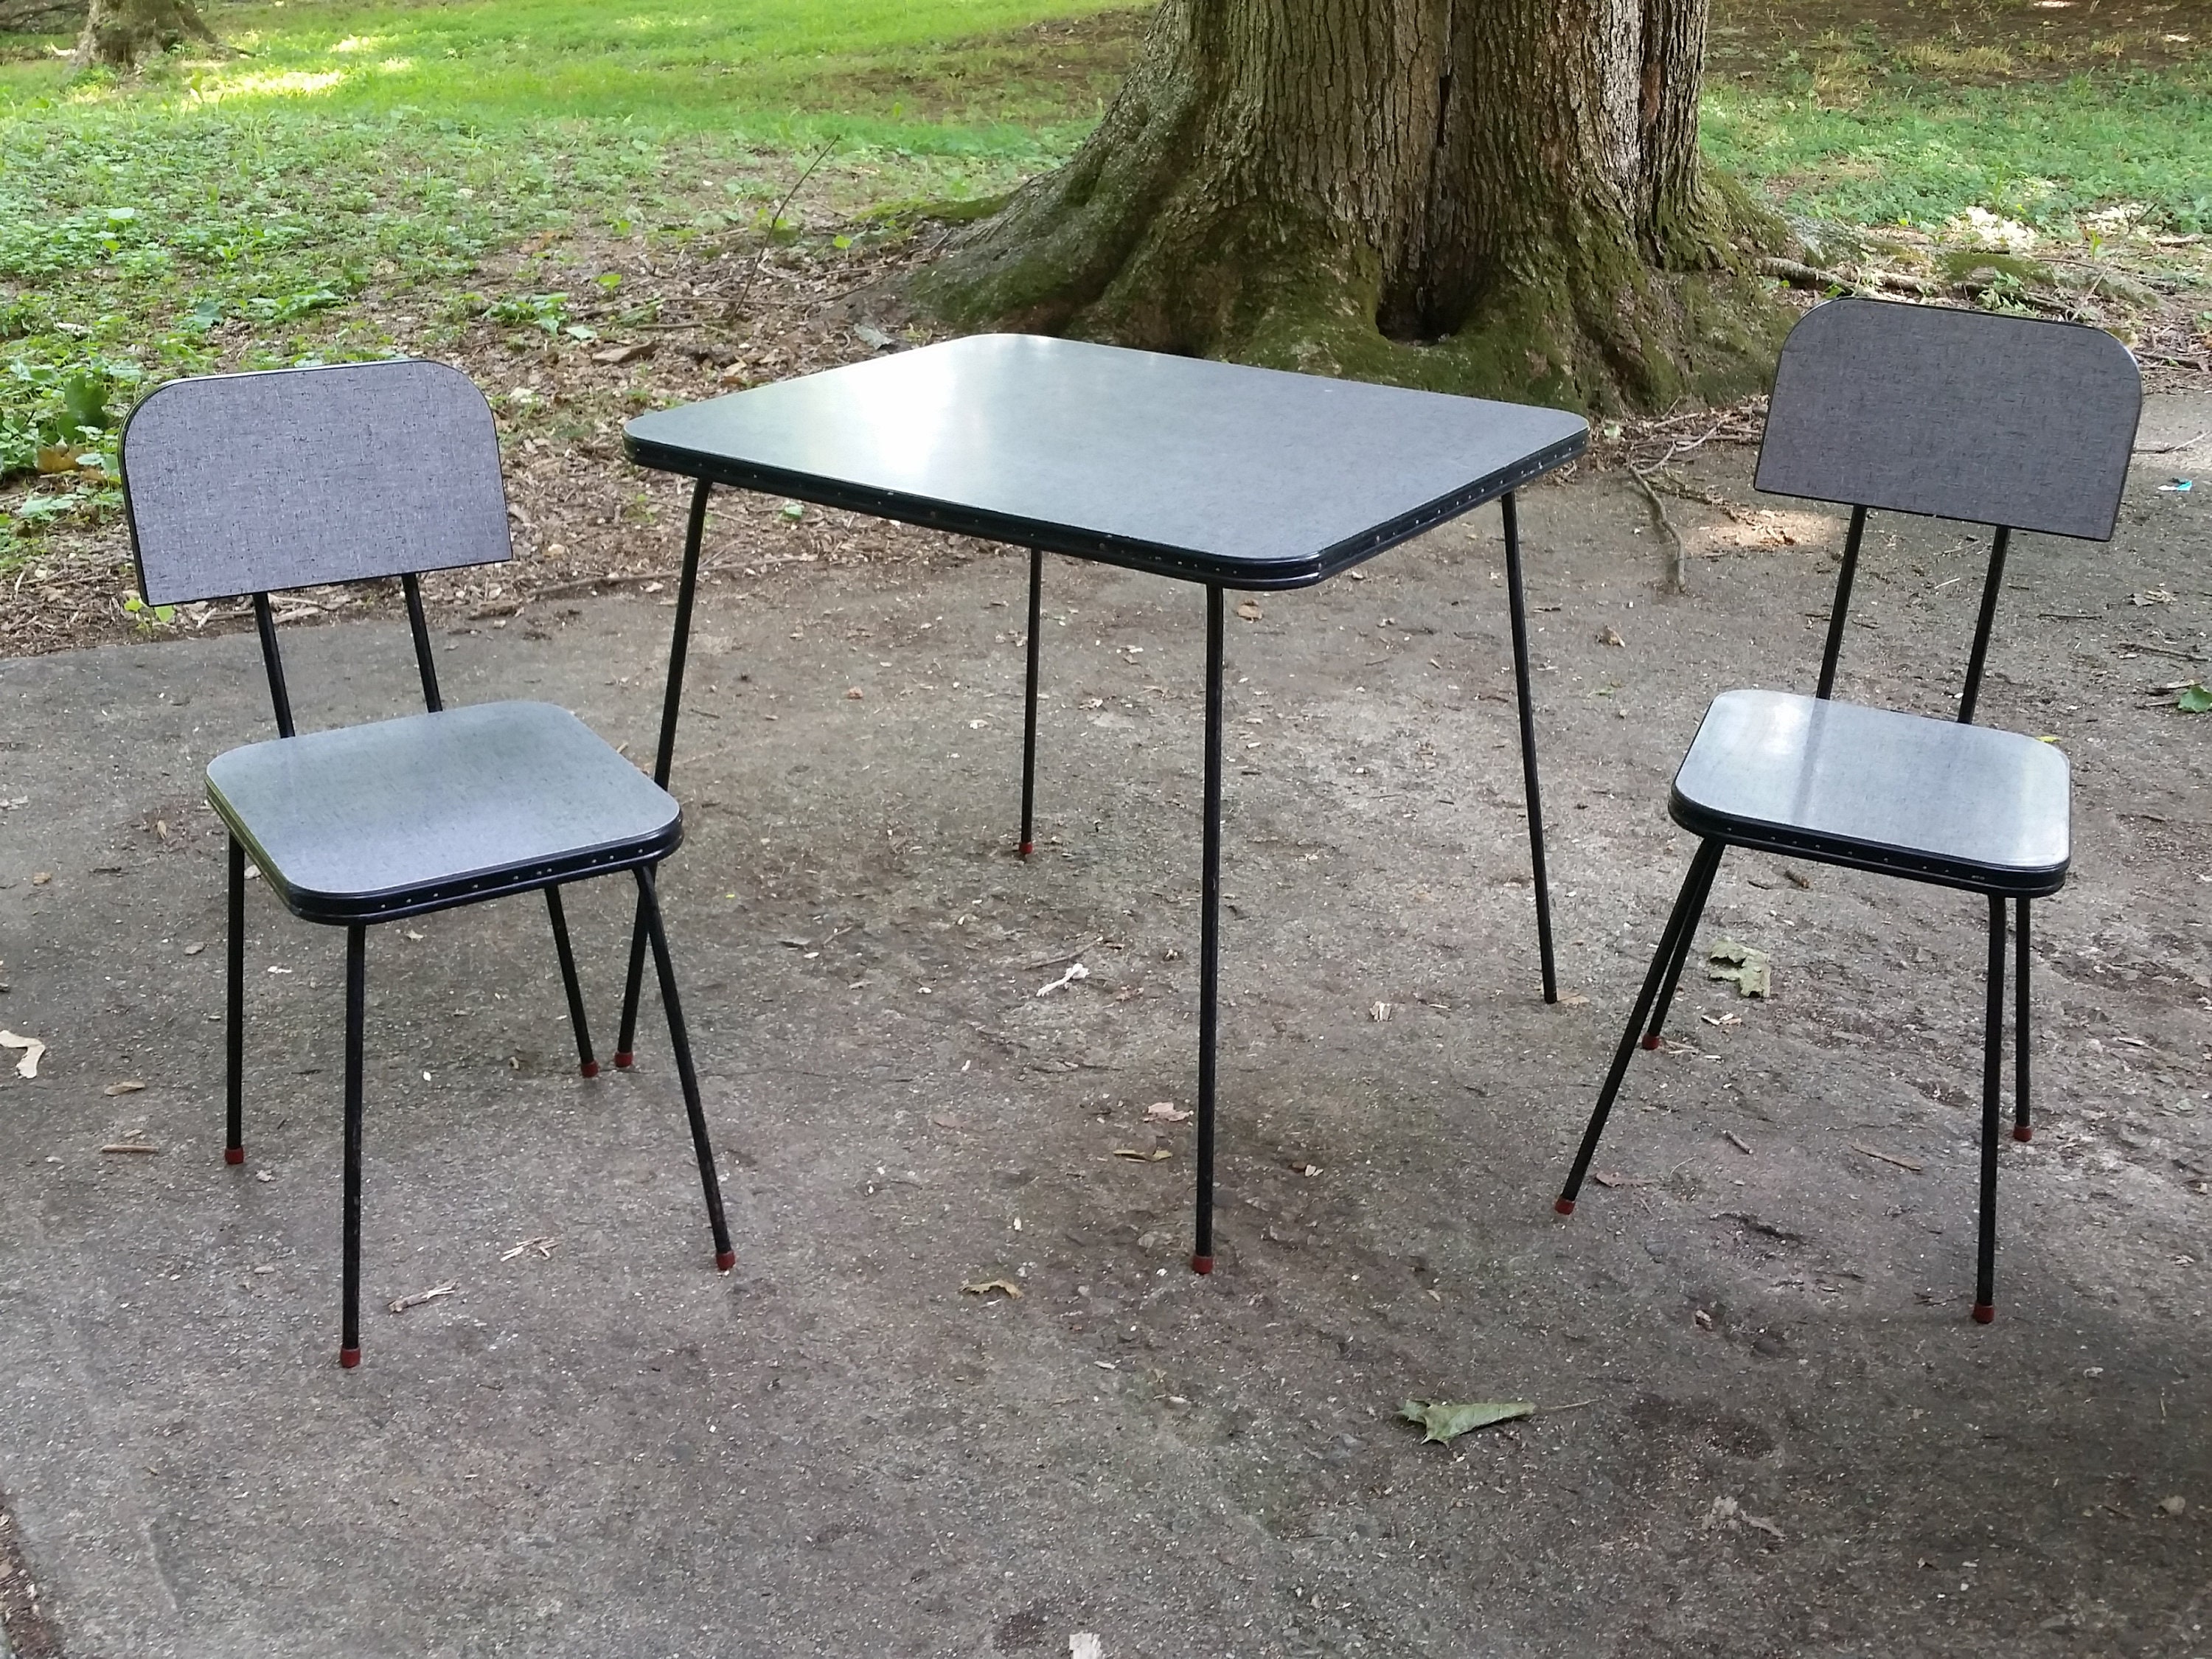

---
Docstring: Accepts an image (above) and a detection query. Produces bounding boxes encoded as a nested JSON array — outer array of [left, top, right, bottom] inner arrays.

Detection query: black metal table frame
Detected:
[[611, 466, 1563, 1273]]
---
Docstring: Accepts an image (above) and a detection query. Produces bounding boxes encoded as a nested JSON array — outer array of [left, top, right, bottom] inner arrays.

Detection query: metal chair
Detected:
[[1552, 299, 2140, 1322], [121, 359, 735, 1368]]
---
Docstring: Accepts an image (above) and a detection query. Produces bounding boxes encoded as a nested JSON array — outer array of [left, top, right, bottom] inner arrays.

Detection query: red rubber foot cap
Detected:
[[1018, 841, 1034, 858], [338, 1347, 361, 1369], [225, 1146, 246, 1166], [613, 1051, 634, 1069], [2013, 1124, 2032, 1143], [1554, 1197, 1576, 1216], [1190, 1254, 1214, 1276], [1972, 1304, 1995, 1325], [715, 1250, 737, 1273], [1640, 1034, 1663, 1051], [580, 1060, 599, 1079]]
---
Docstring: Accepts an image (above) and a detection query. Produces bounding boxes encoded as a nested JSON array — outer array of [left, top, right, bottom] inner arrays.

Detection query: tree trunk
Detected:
[[910, 0, 1792, 412], [73, 0, 221, 71]]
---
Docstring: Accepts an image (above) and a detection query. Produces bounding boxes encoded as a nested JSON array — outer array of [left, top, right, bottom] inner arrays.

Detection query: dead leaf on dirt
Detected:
[[1, 1030, 46, 1078], [35, 444, 81, 474], [931, 1113, 964, 1130], [31, 872, 50, 886], [590, 341, 655, 365], [1144, 1101, 1191, 1124], [1399, 1399, 1534, 1444], [388, 1282, 456, 1314], [1235, 599, 1262, 622], [104, 1079, 145, 1096], [1598, 625, 1624, 647], [1850, 1141, 1924, 1173], [1112, 1147, 1172, 1162], [1707, 939, 1771, 998], [1295, 1162, 1323, 1178], [1559, 991, 1590, 1007], [961, 1278, 1023, 1299]]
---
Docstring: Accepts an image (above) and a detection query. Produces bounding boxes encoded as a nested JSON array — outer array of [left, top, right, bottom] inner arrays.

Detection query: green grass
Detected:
[[0, 0, 1141, 497], [1704, 63, 2212, 236], [3, 0, 2208, 524]]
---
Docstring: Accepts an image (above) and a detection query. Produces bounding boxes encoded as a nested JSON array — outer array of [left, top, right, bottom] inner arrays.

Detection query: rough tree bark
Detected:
[[72, 0, 222, 71], [911, 0, 1792, 411]]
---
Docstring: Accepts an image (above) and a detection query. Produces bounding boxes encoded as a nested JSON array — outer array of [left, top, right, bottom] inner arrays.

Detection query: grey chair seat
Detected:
[[206, 700, 682, 925], [1669, 689, 2070, 897]]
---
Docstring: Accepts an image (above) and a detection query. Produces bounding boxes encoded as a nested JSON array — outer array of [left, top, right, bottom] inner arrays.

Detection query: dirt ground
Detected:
[[0, 383, 2206, 1656]]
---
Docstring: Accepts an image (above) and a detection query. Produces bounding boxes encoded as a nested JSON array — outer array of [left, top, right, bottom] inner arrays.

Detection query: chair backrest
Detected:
[[123, 359, 512, 606], [1756, 297, 2140, 540]]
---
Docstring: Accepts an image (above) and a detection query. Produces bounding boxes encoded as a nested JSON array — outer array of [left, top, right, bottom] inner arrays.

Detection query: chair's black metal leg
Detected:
[[2013, 896, 2032, 1143], [1975, 895, 2006, 1324], [1020, 546, 1043, 858], [226, 835, 246, 1166], [1192, 585, 1225, 1274], [617, 478, 714, 1067], [634, 866, 737, 1270], [1640, 850, 1723, 1050], [1501, 491, 1559, 1004], [340, 923, 366, 1368], [1556, 839, 1725, 1214], [543, 885, 598, 1078], [613, 911, 650, 1070]]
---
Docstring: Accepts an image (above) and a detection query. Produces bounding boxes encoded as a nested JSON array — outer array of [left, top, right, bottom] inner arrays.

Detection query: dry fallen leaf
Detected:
[[846, 686, 864, 700], [961, 1278, 1023, 1299], [1297, 1163, 1323, 1178], [104, 1079, 145, 1096], [1598, 625, 1624, 647], [0, 1030, 46, 1079], [931, 1113, 964, 1130], [31, 872, 50, 886], [1399, 1399, 1534, 1443], [1111, 1147, 1172, 1162], [591, 341, 655, 366], [1144, 1101, 1192, 1123], [1236, 599, 1262, 622]]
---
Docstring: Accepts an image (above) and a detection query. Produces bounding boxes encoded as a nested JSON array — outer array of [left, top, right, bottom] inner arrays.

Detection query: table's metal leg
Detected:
[[1501, 490, 1559, 1004], [617, 479, 714, 1068], [1020, 547, 1043, 857], [1192, 584, 1225, 1274]]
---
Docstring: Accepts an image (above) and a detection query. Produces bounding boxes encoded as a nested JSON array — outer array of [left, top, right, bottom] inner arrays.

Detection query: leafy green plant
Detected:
[[2178, 682, 2212, 714], [122, 592, 178, 635]]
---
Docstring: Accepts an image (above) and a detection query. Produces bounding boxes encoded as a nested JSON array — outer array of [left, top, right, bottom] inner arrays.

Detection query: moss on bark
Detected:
[[909, 0, 1795, 414]]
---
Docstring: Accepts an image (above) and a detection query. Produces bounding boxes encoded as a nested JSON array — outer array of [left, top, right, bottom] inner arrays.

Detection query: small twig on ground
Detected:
[[2134, 431, 2207, 455], [728, 141, 838, 320], [1629, 465, 1688, 595]]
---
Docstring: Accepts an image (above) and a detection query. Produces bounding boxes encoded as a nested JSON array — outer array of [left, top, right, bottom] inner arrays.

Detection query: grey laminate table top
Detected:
[[625, 334, 1587, 589]]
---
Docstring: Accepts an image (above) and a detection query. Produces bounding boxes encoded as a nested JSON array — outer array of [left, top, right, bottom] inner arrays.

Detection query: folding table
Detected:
[[618, 333, 1587, 1270]]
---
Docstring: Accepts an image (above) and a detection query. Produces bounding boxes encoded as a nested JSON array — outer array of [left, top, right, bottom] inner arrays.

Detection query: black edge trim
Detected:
[[1671, 793, 2066, 899], [625, 427, 1587, 593]]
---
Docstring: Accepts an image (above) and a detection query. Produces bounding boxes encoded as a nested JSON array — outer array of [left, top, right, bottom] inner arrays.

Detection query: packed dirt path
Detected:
[[0, 394, 2206, 1657]]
